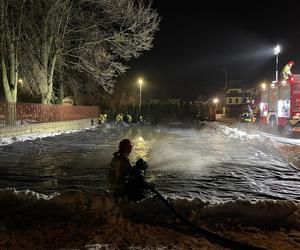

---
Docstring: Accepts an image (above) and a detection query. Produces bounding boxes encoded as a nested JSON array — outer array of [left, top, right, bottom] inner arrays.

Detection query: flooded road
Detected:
[[0, 123, 299, 202]]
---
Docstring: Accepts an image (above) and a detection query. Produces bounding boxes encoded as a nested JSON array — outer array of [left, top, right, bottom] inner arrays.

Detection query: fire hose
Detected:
[[149, 187, 267, 250]]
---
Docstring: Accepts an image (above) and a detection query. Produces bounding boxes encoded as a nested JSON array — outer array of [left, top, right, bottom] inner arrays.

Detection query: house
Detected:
[[225, 88, 249, 117]]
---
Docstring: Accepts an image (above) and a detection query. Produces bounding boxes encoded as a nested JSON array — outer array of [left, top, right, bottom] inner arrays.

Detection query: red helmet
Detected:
[[288, 60, 294, 65], [119, 139, 134, 153]]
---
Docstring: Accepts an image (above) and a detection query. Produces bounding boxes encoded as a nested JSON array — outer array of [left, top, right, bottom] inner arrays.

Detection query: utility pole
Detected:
[[222, 66, 228, 117], [222, 66, 227, 93]]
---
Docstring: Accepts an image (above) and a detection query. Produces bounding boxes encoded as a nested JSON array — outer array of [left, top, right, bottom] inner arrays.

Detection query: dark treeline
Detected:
[[102, 101, 214, 124]]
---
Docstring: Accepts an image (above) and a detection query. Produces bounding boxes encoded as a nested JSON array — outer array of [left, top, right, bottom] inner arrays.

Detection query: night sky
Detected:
[[119, 1, 300, 100]]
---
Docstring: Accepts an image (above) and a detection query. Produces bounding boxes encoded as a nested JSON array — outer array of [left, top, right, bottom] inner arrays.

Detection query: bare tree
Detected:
[[21, 0, 73, 104], [0, 0, 25, 103], [23, 0, 160, 104]]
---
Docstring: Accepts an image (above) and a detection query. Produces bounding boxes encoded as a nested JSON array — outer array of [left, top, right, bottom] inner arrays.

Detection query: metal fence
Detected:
[[0, 102, 100, 127]]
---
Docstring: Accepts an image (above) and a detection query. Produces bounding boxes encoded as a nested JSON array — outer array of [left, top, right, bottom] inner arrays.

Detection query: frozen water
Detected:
[[0, 123, 299, 202]]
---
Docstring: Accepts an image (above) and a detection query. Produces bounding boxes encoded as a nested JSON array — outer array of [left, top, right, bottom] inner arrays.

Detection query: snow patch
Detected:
[[214, 124, 266, 142], [0, 188, 59, 200], [85, 244, 110, 250], [2, 189, 298, 229], [0, 125, 99, 146]]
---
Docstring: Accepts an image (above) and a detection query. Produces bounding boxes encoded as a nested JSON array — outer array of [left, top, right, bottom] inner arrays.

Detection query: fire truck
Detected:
[[259, 75, 300, 133]]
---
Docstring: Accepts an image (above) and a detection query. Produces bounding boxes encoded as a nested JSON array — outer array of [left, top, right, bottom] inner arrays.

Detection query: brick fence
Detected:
[[0, 102, 100, 127]]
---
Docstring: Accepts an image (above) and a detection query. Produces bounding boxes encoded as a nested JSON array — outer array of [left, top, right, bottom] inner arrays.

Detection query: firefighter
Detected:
[[138, 115, 144, 123], [126, 113, 132, 123], [282, 60, 294, 81], [239, 104, 252, 123], [98, 113, 107, 124], [107, 139, 134, 196], [252, 105, 259, 123], [115, 113, 123, 124]]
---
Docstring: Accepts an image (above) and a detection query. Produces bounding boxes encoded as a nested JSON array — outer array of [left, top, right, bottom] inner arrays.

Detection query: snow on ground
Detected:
[[0, 124, 109, 146], [0, 122, 300, 249], [213, 122, 300, 169], [213, 122, 300, 146], [0, 190, 300, 249], [254, 131, 300, 146], [212, 123, 267, 142]]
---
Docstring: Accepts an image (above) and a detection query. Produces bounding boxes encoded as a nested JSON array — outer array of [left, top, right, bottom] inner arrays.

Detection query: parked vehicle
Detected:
[[259, 75, 300, 134]]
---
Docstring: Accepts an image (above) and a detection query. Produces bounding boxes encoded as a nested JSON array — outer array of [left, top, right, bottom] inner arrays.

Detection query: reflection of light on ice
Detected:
[[137, 136, 144, 142], [132, 135, 150, 161]]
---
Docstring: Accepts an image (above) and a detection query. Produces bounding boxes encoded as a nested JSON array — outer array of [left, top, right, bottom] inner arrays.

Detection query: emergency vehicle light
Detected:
[[294, 112, 300, 117], [290, 76, 295, 83]]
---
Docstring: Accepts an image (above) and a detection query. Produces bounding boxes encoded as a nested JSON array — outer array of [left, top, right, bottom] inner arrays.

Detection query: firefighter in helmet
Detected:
[[282, 60, 294, 81], [107, 139, 154, 200], [115, 113, 123, 124], [126, 113, 132, 123], [98, 113, 107, 124], [107, 139, 134, 196]]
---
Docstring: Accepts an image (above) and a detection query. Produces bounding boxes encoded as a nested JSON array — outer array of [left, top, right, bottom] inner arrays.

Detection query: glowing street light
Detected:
[[213, 98, 219, 104], [274, 44, 280, 82], [261, 82, 267, 90], [138, 78, 144, 113]]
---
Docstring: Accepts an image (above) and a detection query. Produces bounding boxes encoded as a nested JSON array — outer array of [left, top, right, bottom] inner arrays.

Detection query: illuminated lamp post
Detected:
[[138, 78, 143, 113], [213, 98, 219, 105], [212, 98, 219, 120], [261, 82, 267, 91], [274, 45, 280, 83]]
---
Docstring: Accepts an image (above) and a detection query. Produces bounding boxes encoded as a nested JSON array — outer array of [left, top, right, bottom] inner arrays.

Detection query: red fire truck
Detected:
[[259, 75, 300, 133]]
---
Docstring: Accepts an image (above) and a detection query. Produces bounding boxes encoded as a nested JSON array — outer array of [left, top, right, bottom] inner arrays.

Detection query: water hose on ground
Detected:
[[149, 187, 267, 250]]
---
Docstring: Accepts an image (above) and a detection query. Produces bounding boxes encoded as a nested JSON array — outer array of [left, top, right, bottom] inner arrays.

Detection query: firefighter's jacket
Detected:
[[126, 114, 132, 123], [116, 114, 123, 123], [99, 114, 107, 124], [282, 64, 292, 80], [107, 152, 133, 195]]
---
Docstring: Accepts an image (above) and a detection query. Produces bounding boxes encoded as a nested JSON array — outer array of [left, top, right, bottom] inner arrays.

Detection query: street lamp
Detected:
[[261, 82, 267, 90], [274, 45, 280, 82], [213, 98, 219, 104], [138, 78, 143, 113], [18, 78, 23, 86], [213, 98, 219, 115]]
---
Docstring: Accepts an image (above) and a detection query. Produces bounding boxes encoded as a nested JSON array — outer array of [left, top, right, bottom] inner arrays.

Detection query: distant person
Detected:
[[252, 105, 260, 123], [115, 113, 124, 125], [282, 60, 294, 81], [247, 104, 253, 118], [98, 113, 107, 124], [239, 104, 252, 123], [107, 139, 134, 196], [138, 115, 144, 123], [126, 113, 132, 123]]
